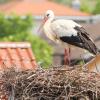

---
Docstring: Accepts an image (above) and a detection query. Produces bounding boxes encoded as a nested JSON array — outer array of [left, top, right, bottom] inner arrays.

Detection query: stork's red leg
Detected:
[[64, 48, 68, 65], [64, 48, 71, 65], [68, 47, 71, 65]]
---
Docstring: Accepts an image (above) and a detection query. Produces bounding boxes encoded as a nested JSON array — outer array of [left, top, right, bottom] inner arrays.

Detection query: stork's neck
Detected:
[[43, 17, 56, 42], [44, 18, 54, 29], [48, 18, 54, 22], [44, 18, 53, 30]]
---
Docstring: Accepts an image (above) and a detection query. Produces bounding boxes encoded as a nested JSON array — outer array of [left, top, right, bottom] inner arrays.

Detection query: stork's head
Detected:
[[44, 10, 54, 21], [38, 10, 54, 32]]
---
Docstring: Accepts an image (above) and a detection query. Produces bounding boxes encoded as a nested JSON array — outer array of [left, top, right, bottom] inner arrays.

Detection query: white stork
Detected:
[[39, 10, 99, 65]]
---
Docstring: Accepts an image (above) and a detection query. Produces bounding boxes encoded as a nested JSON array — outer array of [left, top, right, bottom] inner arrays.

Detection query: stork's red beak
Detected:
[[38, 16, 48, 32]]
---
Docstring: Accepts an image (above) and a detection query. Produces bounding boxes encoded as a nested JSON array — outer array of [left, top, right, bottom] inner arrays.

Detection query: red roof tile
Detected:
[[0, 42, 37, 71], [0, 0, 90, 16]]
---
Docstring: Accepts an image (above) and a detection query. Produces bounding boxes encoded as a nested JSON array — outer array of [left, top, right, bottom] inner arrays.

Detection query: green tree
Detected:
[[51, 0, 97, 14], [50, 0, 71, 5], [0, 0, 12, 3], [93, 0, 100, 14], [0, 14, 53, 67], [80, 0, 91, 13], [80, 0, 97, 14]]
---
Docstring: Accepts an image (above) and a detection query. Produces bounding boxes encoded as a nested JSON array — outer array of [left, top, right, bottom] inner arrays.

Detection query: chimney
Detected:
[[71, 0, 81, 10]]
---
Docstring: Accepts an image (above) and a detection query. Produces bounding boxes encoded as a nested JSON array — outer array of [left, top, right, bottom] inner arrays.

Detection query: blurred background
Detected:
[[0, 0, 100, 67]]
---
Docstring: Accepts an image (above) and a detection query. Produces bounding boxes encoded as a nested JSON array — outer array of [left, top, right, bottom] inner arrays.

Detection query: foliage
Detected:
[[0, 0, 12, 3], [0, 14, 53, 67], [80, 0, 96, 14], [93, 0, 100, 14], [51, 0, 99, 14], [80, 0, 90, 13], [50, 0, 71, 5]]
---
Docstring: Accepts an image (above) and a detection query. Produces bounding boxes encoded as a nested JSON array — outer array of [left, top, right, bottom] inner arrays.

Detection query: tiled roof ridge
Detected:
[[0, 42, 31, 48]]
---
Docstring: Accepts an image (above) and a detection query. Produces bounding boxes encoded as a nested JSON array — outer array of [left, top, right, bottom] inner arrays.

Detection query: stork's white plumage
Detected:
[[39, 10, 98, 65]]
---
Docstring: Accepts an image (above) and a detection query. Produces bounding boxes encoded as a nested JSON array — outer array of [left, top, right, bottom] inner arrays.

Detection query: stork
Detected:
[[39, 10, 99, 65]]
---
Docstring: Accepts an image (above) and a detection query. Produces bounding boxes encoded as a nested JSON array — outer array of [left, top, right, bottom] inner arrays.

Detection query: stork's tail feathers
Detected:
[[86, 42, 99, 55], [89, 47, 98, 55], [84, 40, 98, 55], [76, 29, 99, 55]]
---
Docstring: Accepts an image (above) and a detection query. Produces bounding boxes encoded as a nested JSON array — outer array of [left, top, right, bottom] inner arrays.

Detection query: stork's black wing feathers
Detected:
[[60, 26, 98, 55]]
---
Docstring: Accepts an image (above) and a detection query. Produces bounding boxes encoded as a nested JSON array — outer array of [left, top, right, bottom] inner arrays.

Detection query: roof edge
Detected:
[[0, 42, 31, 48]]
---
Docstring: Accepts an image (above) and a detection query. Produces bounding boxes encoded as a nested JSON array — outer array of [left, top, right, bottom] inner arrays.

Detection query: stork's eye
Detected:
[[47, 14, 50, 17]]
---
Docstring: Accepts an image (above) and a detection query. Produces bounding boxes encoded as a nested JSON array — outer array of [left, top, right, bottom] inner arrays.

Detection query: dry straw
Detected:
[[0, 65, 100, 100]]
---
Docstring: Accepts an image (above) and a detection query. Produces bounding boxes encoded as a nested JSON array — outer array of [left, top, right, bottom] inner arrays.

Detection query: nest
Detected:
[[0, 66, 100, 100]]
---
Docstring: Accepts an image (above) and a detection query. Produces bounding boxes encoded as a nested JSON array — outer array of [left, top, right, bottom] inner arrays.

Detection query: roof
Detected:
[[0, 42, 37, 71], [0, 0, 90, 16]]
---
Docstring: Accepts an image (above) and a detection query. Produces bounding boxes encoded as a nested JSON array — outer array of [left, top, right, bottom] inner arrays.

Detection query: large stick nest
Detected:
[[0, 66, 100, 100]]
